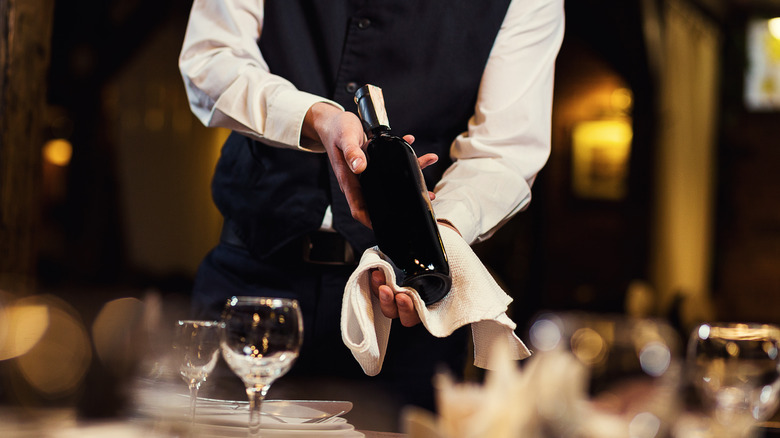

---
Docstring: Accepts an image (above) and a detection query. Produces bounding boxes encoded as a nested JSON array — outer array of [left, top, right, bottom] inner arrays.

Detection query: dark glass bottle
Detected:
[[354, 84, 452, 305]]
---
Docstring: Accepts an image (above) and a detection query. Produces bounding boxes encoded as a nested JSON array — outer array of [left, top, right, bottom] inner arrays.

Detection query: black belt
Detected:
[[220, 222, 357, 266]]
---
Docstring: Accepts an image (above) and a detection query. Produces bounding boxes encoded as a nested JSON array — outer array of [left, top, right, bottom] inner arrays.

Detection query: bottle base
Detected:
[[402, 273, 452, 306]]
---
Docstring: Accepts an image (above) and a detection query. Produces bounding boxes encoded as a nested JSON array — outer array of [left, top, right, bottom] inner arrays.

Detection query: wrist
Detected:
[[302, 102, 343, 143]]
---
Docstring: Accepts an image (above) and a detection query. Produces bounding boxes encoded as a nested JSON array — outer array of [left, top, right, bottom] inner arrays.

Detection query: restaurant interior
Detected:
[[2, 0, 780, 435]]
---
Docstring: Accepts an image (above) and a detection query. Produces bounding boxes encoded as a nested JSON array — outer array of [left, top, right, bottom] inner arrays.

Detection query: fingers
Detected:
[[318, 112, 371, 227], [340, 171, 371, 227], [328, 149, 370, 227], [370, 269, 385, 297], [371, 270, 399, 319], [416, 153, 438, 201], [417, 153, 438, 170], [326, 113, 366, 176], [378, 286, 420, 327], [303, 105, 371, 226], [369, 269, 421, 327], [341, 141, 367, 174], [395, 293, 421, 327], [339, 133, 370, 226], [377, 285, 400, 320], [327, 126, 432, 227]]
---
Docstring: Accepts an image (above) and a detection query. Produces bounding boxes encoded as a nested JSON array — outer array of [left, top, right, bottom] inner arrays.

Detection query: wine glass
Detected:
[[527, 312, 683, 438], [172, 320, 222, 422], [220, 296, 303, 437], [687, 323, 780, 438]]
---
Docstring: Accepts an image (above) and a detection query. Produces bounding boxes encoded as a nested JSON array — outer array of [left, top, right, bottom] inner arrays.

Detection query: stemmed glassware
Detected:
[[687, 322, 780, 437], [527, 312, 682, 438], [171, 319, 222, 422], [221, 296, 303, 437]]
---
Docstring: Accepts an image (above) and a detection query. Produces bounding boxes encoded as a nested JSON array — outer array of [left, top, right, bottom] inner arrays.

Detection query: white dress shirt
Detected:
[[179, 0, 564, 245]]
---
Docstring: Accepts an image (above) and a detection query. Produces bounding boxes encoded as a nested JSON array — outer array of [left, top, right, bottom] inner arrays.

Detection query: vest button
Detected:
[[357, 18, 371, 29], [345, 82, 359, 94]]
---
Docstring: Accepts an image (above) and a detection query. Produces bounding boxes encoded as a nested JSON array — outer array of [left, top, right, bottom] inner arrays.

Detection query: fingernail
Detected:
[[350, 157, 362, 172]]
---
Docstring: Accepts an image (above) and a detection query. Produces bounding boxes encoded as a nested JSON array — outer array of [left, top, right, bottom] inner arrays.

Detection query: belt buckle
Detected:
[[302, 231, 356, 265]]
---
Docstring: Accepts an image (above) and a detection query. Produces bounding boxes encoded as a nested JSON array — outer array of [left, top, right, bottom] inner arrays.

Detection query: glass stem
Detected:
[[247, 385, 271, 438], [189, 381, 200, 423]]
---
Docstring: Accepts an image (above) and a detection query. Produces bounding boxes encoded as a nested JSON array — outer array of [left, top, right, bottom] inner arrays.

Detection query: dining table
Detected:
[[0, 404, 409, 438]]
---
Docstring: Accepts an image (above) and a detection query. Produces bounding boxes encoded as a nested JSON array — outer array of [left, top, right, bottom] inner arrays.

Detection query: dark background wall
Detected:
[[3, 0, 780, 416], [8, 0, 780, 330]]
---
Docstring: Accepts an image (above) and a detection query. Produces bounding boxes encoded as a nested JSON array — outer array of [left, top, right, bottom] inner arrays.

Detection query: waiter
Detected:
[[179, 0, 564, 414]]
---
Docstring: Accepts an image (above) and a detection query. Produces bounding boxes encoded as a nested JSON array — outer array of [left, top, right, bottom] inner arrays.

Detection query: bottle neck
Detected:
[[366, 125, 391, 139], [355, 84, 390, 136]]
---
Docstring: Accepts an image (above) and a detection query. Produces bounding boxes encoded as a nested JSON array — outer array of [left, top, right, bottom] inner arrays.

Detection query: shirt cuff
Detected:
[[432, 198, 480, 245], [265, 88, 344, 152]]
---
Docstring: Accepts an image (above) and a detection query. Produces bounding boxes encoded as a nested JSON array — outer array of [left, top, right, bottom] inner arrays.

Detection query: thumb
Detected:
[[341, 138, 367, 174]]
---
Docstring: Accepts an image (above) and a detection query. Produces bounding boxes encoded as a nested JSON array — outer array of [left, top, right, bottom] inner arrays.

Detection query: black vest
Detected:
[[212, 0, 511, 258]]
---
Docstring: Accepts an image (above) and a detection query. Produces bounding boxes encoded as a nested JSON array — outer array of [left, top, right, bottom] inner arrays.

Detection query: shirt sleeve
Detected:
[[431, 0, 565, 245], [178, 0, 341, 152]]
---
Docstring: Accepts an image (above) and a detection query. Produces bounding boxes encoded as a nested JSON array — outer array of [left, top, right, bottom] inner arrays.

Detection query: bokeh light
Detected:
[[769, 17, 780, 40], [610, 87, 633, 113], [0, 302, 49, 361], [13, 296, 92, 399], [92, 297, 145, 373], [42, 138, 73, 167], [529, 317, 563, 352], [571, 327, 608, 366], [639, 341, 672, 377]]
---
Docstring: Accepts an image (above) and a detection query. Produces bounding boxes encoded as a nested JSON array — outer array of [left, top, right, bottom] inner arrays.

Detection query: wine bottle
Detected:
[[354, 84, 451, 305]]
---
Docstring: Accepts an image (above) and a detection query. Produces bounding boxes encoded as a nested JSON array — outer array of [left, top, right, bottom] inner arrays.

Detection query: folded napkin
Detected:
[[341, 224, 531, 376], [404, 343, 591, 438]]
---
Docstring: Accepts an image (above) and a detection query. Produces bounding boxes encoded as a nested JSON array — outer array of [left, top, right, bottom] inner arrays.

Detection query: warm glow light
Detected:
[[571, 119, 633, 200], [725, 341, 740, 357], [0, 296, 7, 358], [42, 138, 73, 166], [769, 17, 780, 40], [610, 88, 633, 113], [0, 303, 49, 361], [709, 324, 780, 341], [15, 296, 91, 397], [570, 327, 607, 366], [92, 297, 145, 370]]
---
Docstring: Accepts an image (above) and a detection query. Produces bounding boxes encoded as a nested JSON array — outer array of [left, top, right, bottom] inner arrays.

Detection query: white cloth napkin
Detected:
[[404, 344, 592, 438], [340, 224, 531, 376]]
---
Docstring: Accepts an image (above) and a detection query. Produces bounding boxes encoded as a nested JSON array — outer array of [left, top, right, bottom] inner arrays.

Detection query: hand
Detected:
[[303, 102, 439, 227], [366, 221, 459, 327], [303, 103, 371, 226], [370, 269, 421, 327]]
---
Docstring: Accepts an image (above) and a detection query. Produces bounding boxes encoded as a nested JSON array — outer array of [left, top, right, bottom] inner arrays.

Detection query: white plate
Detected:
[[188, 400, 360, 436], [132, 383, 354, 431], [197, 398, 352, 421], [192, 422, 365, 437], [138, 395, 353, 431], [194, 401, 351, 430]]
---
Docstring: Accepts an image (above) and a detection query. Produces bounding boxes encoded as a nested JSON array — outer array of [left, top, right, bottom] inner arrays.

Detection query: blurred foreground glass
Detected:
[[172, 320, 221, 422], [221, 296, 303, 438], [528, 312, 682, 438], [688, 323, 780, 437]]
